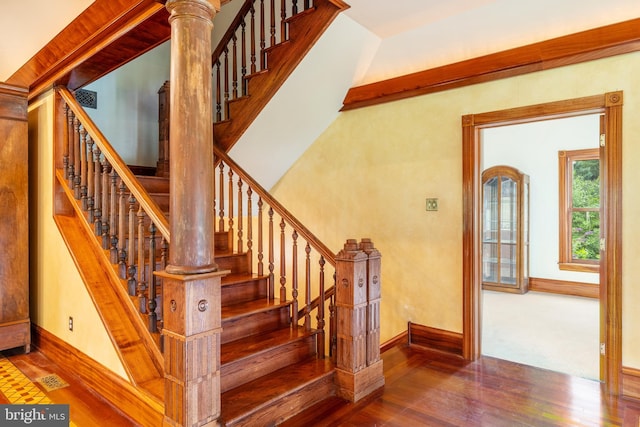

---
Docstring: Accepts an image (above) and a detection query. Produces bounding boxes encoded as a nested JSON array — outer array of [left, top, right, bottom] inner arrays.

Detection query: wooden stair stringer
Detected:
[[53, 171, 164, 405], [213, 0, 350, 152]]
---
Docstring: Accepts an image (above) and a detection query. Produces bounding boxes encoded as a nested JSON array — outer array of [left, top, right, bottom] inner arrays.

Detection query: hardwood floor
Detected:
[[0, 349, 136, 426], [285, 345, 640, 427], [3, 345, 640, 426]]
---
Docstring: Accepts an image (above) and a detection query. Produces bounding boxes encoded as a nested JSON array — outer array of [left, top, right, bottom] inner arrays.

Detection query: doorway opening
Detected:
[[481, 115, 601, 380], [461, 92, 623, 394]]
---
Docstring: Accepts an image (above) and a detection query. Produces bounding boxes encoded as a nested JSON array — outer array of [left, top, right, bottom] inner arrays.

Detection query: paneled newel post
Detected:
[[335, 239, 384, 402], [155, 1, 227, 426]]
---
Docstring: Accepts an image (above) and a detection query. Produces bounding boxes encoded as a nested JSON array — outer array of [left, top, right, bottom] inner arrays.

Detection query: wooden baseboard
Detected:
[[623, 366, 640, 401], [528, 277, 598, 299], [380, 331, 408, 354], [32, 325, 163, 426], [408, 322, 463, 357]]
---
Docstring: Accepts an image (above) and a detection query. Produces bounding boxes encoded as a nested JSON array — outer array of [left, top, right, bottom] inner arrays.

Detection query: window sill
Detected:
[[558, 262, 600, 273]]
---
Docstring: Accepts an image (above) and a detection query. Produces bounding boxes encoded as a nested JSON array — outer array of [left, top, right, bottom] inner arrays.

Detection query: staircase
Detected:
[[137, 168, 338, 425], [210, 0, 349, 152], [50, 0, 386, 424]]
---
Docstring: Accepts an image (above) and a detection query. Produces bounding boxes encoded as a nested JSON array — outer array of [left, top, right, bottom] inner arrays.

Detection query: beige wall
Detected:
[[271, 51, 640, 369], [28, 91, 128, 379]]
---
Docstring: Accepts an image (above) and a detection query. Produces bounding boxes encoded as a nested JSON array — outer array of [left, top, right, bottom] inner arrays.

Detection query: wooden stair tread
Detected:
[[220, 358, 335, 424], [220, 325, 316, 365], [221, 298, 290, 320], [220, 272, 267, 286]]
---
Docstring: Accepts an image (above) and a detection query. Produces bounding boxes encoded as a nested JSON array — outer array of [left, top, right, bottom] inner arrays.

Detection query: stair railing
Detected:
[[212, 0, 315, 123], [213, 145, 337, 358], [57, 86, 168, 335]]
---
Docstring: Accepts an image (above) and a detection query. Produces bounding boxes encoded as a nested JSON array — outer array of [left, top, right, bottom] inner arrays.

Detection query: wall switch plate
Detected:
[[426, 198, 439, 211]]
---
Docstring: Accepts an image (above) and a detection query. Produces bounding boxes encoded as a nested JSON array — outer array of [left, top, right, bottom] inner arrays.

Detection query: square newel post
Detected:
[[335, 239, 384, 402], [157, 269, 229, 427]]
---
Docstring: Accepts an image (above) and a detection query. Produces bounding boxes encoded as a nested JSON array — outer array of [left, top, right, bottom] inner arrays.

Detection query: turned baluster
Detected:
[[304, 0, 310, 10], [246, 187, 253, 265], [67, 110, 75, 186], [270, 0, 277, 47], [237, 177, 243, 253], [79, 126, 88, 210], [304, 242, 311, 330], [63, 105, 70, 180], [240, 17, 247, 96], [86, 136, 95, 223], [231, 33, 238, 99], [259, 0, 266, 69], [291, 230, 299, 324], [268, 207, 275, 299], [257, 197, 264, 277], [161, 237, 168, 269], [137, 206, 147, 314], [317, 255, 326, 357], [127, 195, 137, 296], [280, 0, 287, 42], [73, 117, 82, 199], [292, 0, 298, 15], [279, 219, 286, 302], [101, 159, 111, 249], [223, 47, 230, 119], [93, 146, 102, 236], [148, 223, 158, 332], [250, 3, 257, 74], [117, 182, 127, 278], [214, 60, 222, 122], [109, 171, 119, 263], [218, 162, 225, 231], [228, 168, 235, 247]]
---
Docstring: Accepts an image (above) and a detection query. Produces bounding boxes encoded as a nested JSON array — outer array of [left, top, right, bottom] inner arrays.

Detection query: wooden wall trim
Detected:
[[623, 366, 640, 401], [342, 18, 640, 111], [529, 277, 599, 299], [408, 322, 463, 357], [32, 325, 164, 427], [380, 330, 408, 354]]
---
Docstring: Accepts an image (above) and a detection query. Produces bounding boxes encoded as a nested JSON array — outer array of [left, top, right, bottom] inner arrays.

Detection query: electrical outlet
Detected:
[[68, 316, 73, 331], [426, 198, 439, 211]]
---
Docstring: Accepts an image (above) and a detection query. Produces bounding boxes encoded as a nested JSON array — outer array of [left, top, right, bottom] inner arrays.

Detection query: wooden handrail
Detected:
[[58, 86, 170, 242], [213, 144, 336, 266], [298, 285, 334, 319]]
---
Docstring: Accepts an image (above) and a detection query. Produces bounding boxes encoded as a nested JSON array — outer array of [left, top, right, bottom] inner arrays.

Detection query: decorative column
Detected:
[[334, 239, 384, 402], [166, 0, 219, 275], [158, 1, 225, 426]]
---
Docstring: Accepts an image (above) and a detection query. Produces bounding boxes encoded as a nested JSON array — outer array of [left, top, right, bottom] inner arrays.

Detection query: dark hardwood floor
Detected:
[[285, 345, 640, 427], [3, 345, 640, 426]]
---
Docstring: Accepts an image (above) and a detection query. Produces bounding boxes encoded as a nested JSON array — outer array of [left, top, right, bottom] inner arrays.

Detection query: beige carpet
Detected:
[[482, 290, 600, 380]]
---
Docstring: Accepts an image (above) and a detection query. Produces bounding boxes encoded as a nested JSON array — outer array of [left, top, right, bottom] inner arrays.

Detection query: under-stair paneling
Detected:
[[27, 91, 128, 380]]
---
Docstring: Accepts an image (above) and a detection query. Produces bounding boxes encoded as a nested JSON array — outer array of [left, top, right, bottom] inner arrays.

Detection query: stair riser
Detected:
[[216, 253, 250, 275], [222, 277, 268, 306], [220, 336, 316, 393], [221, 306, 290, 344], [225, 372, 335, 427]]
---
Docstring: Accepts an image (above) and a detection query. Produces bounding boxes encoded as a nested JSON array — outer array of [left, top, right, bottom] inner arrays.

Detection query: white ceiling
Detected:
[[1, 0, 640, 83]]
